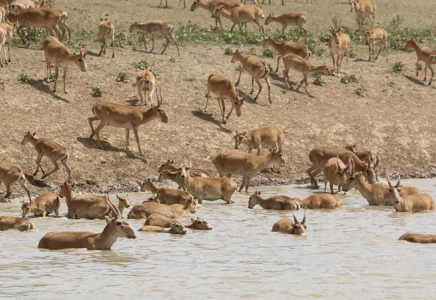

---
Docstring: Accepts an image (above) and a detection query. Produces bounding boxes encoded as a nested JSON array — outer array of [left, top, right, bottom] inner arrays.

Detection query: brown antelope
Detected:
[[328, 17, 351, 76], [234, 125, 284, 156], [21, 131, 71, 182], [136, 68, 156, 106], [307, 147, 376, 187], [144, 213, 183, 227], [158, 160, 214, 177], [264, 13, 307, 42], [55, 8, 71, 43], [350, 0, 376, 29], [21, 191, 60, 217], [129, 21, 180, 56], [0, 161, 31, 202], [190, 0, 241, 30], [157, 170, 184, 189], [114, 194, 130, 218], [283, 53, 332, 94], [141, 178, 192, 205], [212, 148, 285, 192], [345, 143, 379, 172], [405, 38, 436, 85], [231, 50, 271, 103], [43, 37, 87, 93], [0, 23, 15, 65], [180, 166, 237, 204], [159, 0, 186, 8], [0, 24, 9, 67], [127, 198, 197, 219], [297, 194, 342, 209], [262, 36, 310, 74], [98, 16, 115, 58], [248, 191, 300, 210], [38, 197, 136, 250], [88, 92, 168, 156], [0, 216, 33, 231], [139, 223, 187, 234], [10, 0, 37, 12], [272, 209, 306, 235], [364, 28, 388, 62], [323, 157, 353, 194], [386, 174, 434, 212], [399, 233, 436, 244], [205, 71, 245, 123], [0, 5, 6, 21], [186, 217, 213, 230], [211, 5, 265, 33]]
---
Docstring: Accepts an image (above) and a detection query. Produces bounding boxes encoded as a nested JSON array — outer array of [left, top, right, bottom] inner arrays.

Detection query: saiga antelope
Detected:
[[264, 13, 307, 43], [212, 5, 265, 33], [248, 191, 300, 210], [364, 28, 388, 62], [0, 24, 11, 67], [234, 125, 284, 155], [98, 16, 115, 58], [139, 222, 187, 234], [328, 17, 350, 76], [21, 191, 60, 217], [405, 38, 436, 85], [158, 159, 213, 177], [21, 131, 72, 182], [323, 157, 352, 194], [272, 209, 307, 235], [205, 71, 245, 124], [399, 233, 436, 244], [88, 92, 168, 156], [127, 197, 197, 219], [0, 161, 31, 202], [345, 143, 379, 172], [186, 217, 213, 230], [231, 49, 271, 103], [140, 178, 192, 205], [144, 213, 184, 228], [350, 0, 376, 29], [136, 68, 156, 106], [129, 21, 180, 56], [159, 0, 186, 9], [0, 216, 33, 231], [190, 0, 241, 30], [297, 194, 342, 209]]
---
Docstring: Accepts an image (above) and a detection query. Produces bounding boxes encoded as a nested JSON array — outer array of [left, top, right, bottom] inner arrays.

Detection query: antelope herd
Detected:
[[0, 0, 435, 253]]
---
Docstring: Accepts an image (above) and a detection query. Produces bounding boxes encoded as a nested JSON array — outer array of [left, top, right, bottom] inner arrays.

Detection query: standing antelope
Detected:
[[364, 28, 388, 62], [0, 161, 31, 202], [234, 125, 284, 155], [43, 37, 87, 93], [405, 38, 436, 85], [98, 16, 115, 58], [38, 197, 136, 250], [350, 0, 376, 29], [328, 17, 350, 76], [272, 209, 307, 235], [21, 131, 71, 182], [262, 36, 310, 74], [231, 50, 271, 103], [264, 13, 307, 42], [205, 71, 245, 123], [323, 157, 352, 194], [136, 68, 156, 106], [345, 143, 379, 172], [88, 92, 168, 156], [212, 148, 285, 192], [129, 21, 180, 56], [248, 191, 300, 210], [21, 191, 60, 218], [190, 0, 241, 30], [0, 24, 9, 67], [211, 5, 265, 33]]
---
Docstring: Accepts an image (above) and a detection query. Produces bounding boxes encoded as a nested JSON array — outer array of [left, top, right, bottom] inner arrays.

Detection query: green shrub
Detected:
[[262, 48, 275, 58], [116, 71, 128, 82], [313, 75, 325, 86], [224, 47, 233, 55], [91, 86, 103, 97], [18, 73, 29, 84], [392, 61, 405, 72], [169, 57, 176, 63], [355, 87, 366, 97], [135, 59, 149, 70], [340, 74, 359, 84]]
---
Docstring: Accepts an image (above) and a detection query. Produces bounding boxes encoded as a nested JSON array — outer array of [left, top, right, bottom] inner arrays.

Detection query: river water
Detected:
[[0, 179, 435, 299]]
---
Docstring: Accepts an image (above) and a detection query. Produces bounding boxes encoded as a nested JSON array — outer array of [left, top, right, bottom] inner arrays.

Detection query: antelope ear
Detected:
[[116, 194, 122, 200], [105, 216, 113, 224], [168, 221, 174, 227], [71, 181, 76, 188]]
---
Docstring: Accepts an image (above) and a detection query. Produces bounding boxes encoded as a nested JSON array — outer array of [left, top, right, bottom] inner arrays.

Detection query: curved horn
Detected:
[[336, 155, 342, 171], [291, 208, 299, 224], [385, 171, 392, 188], [159, 89, 163, 106], [302, 208, 307, 225], [106, 194, 121, 218], [374, 152, 380, 168], [396, 174, 401, 187]]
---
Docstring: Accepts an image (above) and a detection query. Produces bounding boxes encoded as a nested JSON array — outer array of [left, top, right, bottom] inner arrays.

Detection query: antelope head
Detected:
[[129, 22, 140, 33], [231, 49, 243, 63], [291, 208, 307, 235], [265, 14, 274, 25], [329, 17, 343, 45], [190, 0, 200, 11], [248, 191, 262, 209], [345, 143, 357, 153], [21, 131, 36, 145], [73, 44, 87, 72], [21, 201, 31, 218], [59, 181, 76, 198], [150, 89, 169, 123], [158, 159, 175, 173], [211, 5, 224, 18], [190, 217, 213, 230], [268, 148, 285, 167], [350, 0, 358, 12], [168, 222, 187, 234], [262, 36, 274, 48], [232, 89, 245, 117], [234, 131, 247, 149], [116, 194, 130, 209], [105, 195, 136, 239], [386, 172, 402, 204], [404, 38, 417, 51]]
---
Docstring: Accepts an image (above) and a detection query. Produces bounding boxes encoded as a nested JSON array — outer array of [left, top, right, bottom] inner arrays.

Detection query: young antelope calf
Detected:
[[234, 125, 284, 155], [248, 191, 300, 210], [264, 12, 307, 42], [364, 28, 388, 62], [272, 209, 306, 235], [0, 161, 31, 202], [405, 38, 436, 85], [98, 16, 115, 58], [21, 191, 60, 217], [136, 68, 156, 106]]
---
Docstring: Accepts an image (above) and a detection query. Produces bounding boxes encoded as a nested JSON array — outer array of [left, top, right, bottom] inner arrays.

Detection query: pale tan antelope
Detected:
[[186, 217, 213, 230], [399, 233, 436, 244], [283, 53, 332, 94], [307, 147, 376, 187], [265, 13, 307, 42], [181, 166, 237, 204], [98, 16, 115, 58], [234, 125, 284, 155], [113, 194, 130, 218], [211, 5, 265, 33], [21, 131, 71, 182], [231, 50, 271, 103], [0, 216, 33, 231], [129, 21, 180, 56], [323, 157, 352, 194], [205, 71, 245, 123], [158, 160, 214, 177], [158, 170, 184, 189], [0, 24, 10, 67], [248, 191, 300, 210], [262, 36, 310, 74], [272, 209, 306, 235], [144, 213, 183, 228], [212, 148, 285, 192], [345, 143, 379, 172], [136, 68, 156, 106], [386, 174, 434, 212], [127, 198, 197, 219], [88, 93, 168, 156], [21, 191, 60, 218], [159, 0, 186, 9], [0, 161, 31, 202], [38, 197, 136, 250], [0, 5, 6, 21], [297, 194, 342, 209], [139, 223, 187, 234], [350, 0, 376, 29], [141, 178, 192, 205], [405, 38, 436, 85], [328, 18, 350, 76], [190, 0, 241, 30], [364, 28, 388, 62], [10, 0, 37, 13]]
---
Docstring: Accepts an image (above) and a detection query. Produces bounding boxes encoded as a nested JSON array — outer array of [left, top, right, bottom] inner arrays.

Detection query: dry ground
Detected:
[[1, 0, 436, 198]]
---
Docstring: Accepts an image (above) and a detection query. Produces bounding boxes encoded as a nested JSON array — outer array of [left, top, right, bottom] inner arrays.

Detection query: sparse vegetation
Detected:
[[0, 78, 4, 90], [18, 73, 29, 84], [116, 71, 128, 82], [313, 75, 325, 86], [262, 48, 275, 58], [224, 47, 233, 55], [47, 74, 56, 83], [135, 59, 149, 70], [91, 86, 103, 97], [169, 57, 176, 63], [355, 87, 366, 97], [340, 74, 359, 84], [393, 61, 406, 72]]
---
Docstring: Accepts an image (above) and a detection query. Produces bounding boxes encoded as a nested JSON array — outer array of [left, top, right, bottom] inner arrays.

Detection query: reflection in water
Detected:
[[0, 179, 435, 299]]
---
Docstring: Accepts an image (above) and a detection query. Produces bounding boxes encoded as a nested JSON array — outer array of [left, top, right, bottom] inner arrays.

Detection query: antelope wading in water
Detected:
[[307, 147, 376, 188], [0, 216, 33, 231], [212, 148, 285, 192], [158, 159, 214, 177], [205, 71, 245, 124], [136, 68, 156, 106], [129, 21, 180, 56], [234, 125, 284, 156], [21, 191, 60, 218], [0, 161, 31, 202], [405, 38, 436, 85], [139, 222, 187, 234], [272, 209, 307, 235], [248, 191, 300, 210], [323, 157, 353, 194], [364, 28, 388, 62], [98, 16, 115, 58], [264, 12, 307, 43], [127, 197, 197, 219], [328, 17, 350, 76], [21, 131, 72, 182], [262, 36, 311, 74], [345, 143, 379, 174], [140, 178, 193, 205], [190, 0, 241, 30], [38, 197, 136, 250], [231, 49, 271, 103], [399, 233, 436, 244], [211, 5, 265, 33], [350, 0, 376, 29], [42, 37, 87, 93], [297, 194, 342, 209], [88, 91, 168, 156], [143, 213, 184, 228]]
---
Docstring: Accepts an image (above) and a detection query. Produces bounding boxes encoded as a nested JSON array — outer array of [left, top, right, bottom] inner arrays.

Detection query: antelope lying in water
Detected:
[[399, 233, 436, 244], [248, 191, 300, 210], [141, 178, 192, 205], [0, 216, 33, 231], [127, 197, 197, 219], [272, 209, 306, 235], [21, 191, 60, 217], [0, 161, 31, 202], [186, 217, 213, 230], [38, 197, 136, 250], [297, 194, 342, 209], [234, 125, 284, 156], [144, 213, 183, 227], [139, 222, 187, 234]]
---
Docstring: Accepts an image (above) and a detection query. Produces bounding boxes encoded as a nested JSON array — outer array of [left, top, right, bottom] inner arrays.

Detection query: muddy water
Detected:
[[0, 179, 435, 299]]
